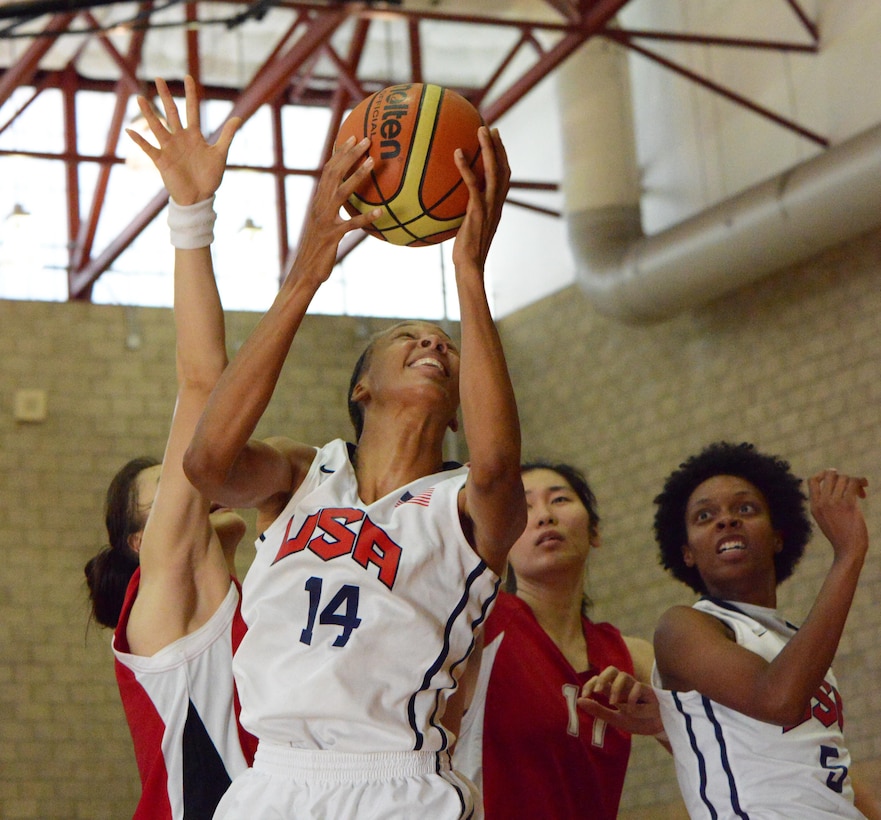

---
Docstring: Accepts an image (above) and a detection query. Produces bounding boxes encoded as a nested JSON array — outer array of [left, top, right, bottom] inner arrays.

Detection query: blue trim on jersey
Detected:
[[701, 596, 745, 616], [438, 764, 475, 820], [701, 596, 799, 633], [702, 696, 750, 819], [476, 576, 501, 626], [674, 691, 718, 819], [433, 576, 502, 752], [408, 559, 489, 751], [445, 575, 500, 692]]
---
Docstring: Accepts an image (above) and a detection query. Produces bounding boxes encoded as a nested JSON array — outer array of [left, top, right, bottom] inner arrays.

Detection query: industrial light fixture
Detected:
[[239, 217, 262, 237], [6, 202, 30, 222]]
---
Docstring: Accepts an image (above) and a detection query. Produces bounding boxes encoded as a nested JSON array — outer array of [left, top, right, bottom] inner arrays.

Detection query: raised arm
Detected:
[[655, 469, 869, 725], [183, 137, 381, 520], [453, 127, 526, 575], [124, 76, 241, 654]]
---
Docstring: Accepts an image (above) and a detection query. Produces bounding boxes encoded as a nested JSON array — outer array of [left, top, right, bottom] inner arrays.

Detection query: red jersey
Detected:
[[113, 569, 257, 819], [455, 592, 634, 819]]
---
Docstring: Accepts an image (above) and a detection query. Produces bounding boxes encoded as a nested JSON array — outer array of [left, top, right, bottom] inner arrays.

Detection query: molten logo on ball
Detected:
[[336, 83, 485, 247], [375, 86, 409, 161]]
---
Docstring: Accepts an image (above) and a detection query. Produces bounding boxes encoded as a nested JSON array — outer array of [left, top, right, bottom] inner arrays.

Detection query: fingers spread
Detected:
[[183, 74, 201, 133], [155, 77, 182, 133]]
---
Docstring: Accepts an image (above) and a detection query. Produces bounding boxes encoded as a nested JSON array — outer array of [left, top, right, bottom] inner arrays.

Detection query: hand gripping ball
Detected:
[[336, 83, 485, 246]]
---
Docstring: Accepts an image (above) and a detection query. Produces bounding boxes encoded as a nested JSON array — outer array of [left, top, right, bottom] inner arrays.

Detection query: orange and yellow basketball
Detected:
[[336, 83, 485, 247]]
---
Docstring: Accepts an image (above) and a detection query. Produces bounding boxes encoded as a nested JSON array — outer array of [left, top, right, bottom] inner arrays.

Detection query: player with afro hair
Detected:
[[653, 441, 812, 594]]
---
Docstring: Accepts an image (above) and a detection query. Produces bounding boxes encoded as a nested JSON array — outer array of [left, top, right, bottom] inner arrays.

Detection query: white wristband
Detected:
[[167, 195, 217, 249]]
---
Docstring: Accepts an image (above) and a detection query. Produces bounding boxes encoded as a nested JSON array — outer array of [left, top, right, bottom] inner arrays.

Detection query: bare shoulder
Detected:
[[655, 604, 731, 645], [255, 437, 317, 524], [265, 436, 317, 472], [654, 604, 735, 690]]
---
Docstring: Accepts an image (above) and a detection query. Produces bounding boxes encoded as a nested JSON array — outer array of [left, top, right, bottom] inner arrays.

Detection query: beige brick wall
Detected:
[[0, 304, 414, 818], [1, 225, 879, 816], [500, 226, 881, 814]]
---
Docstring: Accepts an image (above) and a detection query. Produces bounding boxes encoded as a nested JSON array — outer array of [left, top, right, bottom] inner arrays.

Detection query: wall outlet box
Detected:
[[14, 388, 48, 422]]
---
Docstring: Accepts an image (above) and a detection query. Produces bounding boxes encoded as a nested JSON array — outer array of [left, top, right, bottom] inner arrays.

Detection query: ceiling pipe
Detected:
[[560, 40, 881, 325]]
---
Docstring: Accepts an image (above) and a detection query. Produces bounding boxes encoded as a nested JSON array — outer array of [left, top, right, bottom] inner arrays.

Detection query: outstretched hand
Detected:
[[578, 665, 665, 737], [809, 468, 869, 565], [126, 75, 241, 206], [451, 125, 510, 273]]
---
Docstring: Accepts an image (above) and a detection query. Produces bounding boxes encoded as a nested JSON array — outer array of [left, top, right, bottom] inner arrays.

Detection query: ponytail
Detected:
[[84, 546, 139, 628], [84, 456, 158, 629]]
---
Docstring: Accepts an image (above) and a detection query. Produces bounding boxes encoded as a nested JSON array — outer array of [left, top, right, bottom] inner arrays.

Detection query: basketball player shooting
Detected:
[[183, 116, 526, 818]]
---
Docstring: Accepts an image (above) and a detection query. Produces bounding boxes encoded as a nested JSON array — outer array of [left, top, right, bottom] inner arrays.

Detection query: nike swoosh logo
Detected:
[[320, 464, 334, 474]]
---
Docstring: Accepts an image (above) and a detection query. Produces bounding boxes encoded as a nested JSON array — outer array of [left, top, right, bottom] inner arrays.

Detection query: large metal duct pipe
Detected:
[[560, 40, 881, 325]]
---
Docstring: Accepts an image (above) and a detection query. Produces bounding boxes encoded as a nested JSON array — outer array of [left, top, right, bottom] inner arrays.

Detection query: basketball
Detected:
[[335, 82, 485, 246]]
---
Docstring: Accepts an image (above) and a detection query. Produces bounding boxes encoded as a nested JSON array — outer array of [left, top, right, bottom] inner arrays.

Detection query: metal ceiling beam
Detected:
[[468, 0, 633, 124], [0, 0, 133, 20], [603, 29, 828, 148], [784, 0, 820, 41], [69, 7, 149, 276], [0, 12, 75, 106], [0, 0, 830, 301], [83, 9, 150, 94], [610, 28, 817, 52], [61, 65, 82, 292], [68, 5, 348, 297], [311, 15, 373, 271]]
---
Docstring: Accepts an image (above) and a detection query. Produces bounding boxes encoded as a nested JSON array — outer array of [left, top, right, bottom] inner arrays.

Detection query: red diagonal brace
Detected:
[[0, 13, 76, 108], [69, 7, 349, 298]]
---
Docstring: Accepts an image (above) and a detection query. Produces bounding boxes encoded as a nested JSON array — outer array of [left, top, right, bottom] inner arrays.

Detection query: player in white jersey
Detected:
[[651, 441, 880, 818], [182, 116, 525, 817], [653, 597, 860, 819], [84, 77, 257, 818]]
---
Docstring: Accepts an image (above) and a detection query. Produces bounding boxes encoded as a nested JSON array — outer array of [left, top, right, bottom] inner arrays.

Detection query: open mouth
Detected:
[[717, 539, 746, 554], [409, 356, 448, 376]]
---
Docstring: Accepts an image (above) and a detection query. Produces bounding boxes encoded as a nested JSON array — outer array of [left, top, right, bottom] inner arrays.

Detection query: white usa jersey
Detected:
[[235, 438, 500, 754], [653, 598, 864, 820]]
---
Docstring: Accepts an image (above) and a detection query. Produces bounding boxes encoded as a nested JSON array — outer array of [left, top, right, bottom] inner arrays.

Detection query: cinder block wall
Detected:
[[2, 225, 880, 817], [0, 304, 406, 818], [500, 227, 881, 816]]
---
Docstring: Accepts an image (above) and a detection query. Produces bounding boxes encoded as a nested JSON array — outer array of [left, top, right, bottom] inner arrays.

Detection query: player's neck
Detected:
[[517, 582, 586, 658], [354, 424, 446, 503], [704, 573, 778, 609]]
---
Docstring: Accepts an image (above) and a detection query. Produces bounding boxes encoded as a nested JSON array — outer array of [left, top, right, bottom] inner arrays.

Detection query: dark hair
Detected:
[[653, 441, 811, 594], [84, 456, 158, 629], [347, 344, 373, 441], [506, 461, 601, 610]]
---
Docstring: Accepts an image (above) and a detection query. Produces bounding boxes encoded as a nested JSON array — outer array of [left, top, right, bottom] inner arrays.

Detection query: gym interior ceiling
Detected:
[[0, 0, 874, 316]]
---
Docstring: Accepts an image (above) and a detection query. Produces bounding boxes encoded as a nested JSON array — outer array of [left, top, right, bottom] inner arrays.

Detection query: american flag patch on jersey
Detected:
[[395, 488, 434, 507]]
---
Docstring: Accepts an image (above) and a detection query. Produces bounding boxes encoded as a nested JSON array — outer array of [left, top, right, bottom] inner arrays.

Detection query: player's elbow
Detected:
[[175, 349, 227, 392], [770, 701, 812, 728], [753, 686, 813, 727], [468, 445, 521, 497], [183, 438, 227, 499], [177, 368, 225, 398]]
